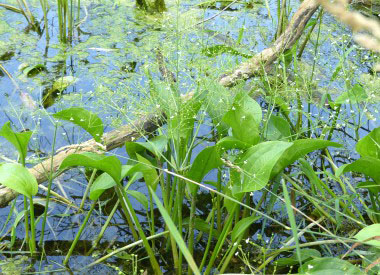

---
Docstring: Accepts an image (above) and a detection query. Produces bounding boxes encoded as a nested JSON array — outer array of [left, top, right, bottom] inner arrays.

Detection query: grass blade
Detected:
[[149, 187, 200, 275]]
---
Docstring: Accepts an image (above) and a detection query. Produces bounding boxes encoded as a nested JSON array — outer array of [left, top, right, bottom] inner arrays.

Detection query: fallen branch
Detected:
[[219, 0, 320, 87], [0, 114, 164, 207], [0, 0, 319, 207]]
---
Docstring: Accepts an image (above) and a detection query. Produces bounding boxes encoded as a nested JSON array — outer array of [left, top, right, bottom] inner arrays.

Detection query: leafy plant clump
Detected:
[[0, 0, 379, 274]]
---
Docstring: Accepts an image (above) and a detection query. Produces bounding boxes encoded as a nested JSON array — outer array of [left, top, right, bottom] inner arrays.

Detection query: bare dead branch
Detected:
[[219, 0, 320, 87]]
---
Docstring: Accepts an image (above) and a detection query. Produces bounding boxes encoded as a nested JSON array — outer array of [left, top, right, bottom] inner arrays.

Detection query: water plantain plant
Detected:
[[0, 82, 378, 273]]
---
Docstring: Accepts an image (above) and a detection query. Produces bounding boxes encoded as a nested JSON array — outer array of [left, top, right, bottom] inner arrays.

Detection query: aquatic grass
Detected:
[[0, 0, 379, 273]]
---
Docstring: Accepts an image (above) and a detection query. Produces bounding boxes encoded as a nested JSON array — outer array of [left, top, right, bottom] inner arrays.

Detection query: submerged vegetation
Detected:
[[0, 0, 379, 273]]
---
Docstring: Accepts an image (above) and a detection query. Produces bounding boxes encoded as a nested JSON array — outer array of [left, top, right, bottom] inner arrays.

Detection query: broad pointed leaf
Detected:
[[223, 92, 262, 145], [356, 127, 380, 159], [0, 122, 32, 162], [233, 141, 292, 194], [125, 135, 168, 160], [126, 154, 159, 191], [299, 257, 363, 274], [336, 156, 380, 184], [355, 224, 380, 247], [90, 165, 132, 200], [271, 139, 342, 178], [59, 152, 121, 183], [265, 115, 291, 141], [53, 107, 103, 142], [0, 163, 37, 198], [231, 215, 259, 242]]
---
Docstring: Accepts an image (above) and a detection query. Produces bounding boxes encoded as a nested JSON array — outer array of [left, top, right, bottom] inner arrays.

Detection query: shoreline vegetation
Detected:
[[0, 0, 379, 273]]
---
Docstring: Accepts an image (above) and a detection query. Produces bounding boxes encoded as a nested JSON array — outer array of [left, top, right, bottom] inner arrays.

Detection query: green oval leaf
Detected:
[[126, 154, 159, 191], [336, 156, 380, 184], [231, 215, 259, 242], [275, 249, 321, 266], [89, 165, 134, 200], [23, 64, 46, 77], [0, 122, 32, 162], [299, 257, 363, 274], [125, 135, 168, 160], [265, 115, 292, 141], [233, 141, 292, 194], [335, 84, 367, 104], [51, 76, 77, 93], [0, 163, 38, 197], [59, 152, 121, 183], [356, 127, 380, 159], [271, 139, 342, 178], [223, 92, 262, 146], [89, 172, 116, 200], [355, 224, 380, 247], [53, 107, 104, 142], [356, 181, 380, 195], [126, 190, 149, 209]]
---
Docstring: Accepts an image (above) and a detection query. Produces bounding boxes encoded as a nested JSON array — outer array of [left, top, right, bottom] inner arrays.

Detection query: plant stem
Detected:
[[187, 193, 196, 275], [114, 185, 139, 241], [63, 200, 97, 266], [23, 195, 30, 251], [121, 186, 162, 274], [79, 168, 97, 211], [29, 196, 36, 255], [199, 207, 215, 271], [86, 200, 119, 256], [39, 123, 58, 246], [204, 204, 237, 275]]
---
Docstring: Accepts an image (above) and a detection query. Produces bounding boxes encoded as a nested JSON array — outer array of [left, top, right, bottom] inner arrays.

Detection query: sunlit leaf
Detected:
[[22, 64, 46, 77], [215, 136, 251, 155], [356, 127, 380, 159], [355, 224, 380, 247], [275, 249, 321, 266], [356, 181, 380, 195], [125, 154, 159, 191], [299, 257, 363, 274], [0, 163, 38, 198], [335, 84, 367, 104], [149, 187, 201, 275], [265, 115, 292, 141], [187, 146, 222, 194], [231, 215, 259, 242], [59, 152, 121, 183], [0, 121, 32, 162], [223, 92, 262, 146], [89, 165, 132, 200], [43, 76, 78, 108], [336, 157, 380, 184], [51, 76, 77, 93], [126, 190, 149, 209], [233, 141, 292, 194], [271, 139, 342, 178], [200, 79, 232, 138], [53, 107, 104, 142], [125, 135, 168, 160]]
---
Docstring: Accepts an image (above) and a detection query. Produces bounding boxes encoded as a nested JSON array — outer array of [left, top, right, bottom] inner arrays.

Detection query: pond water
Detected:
[[0, 0, 379, 273]]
